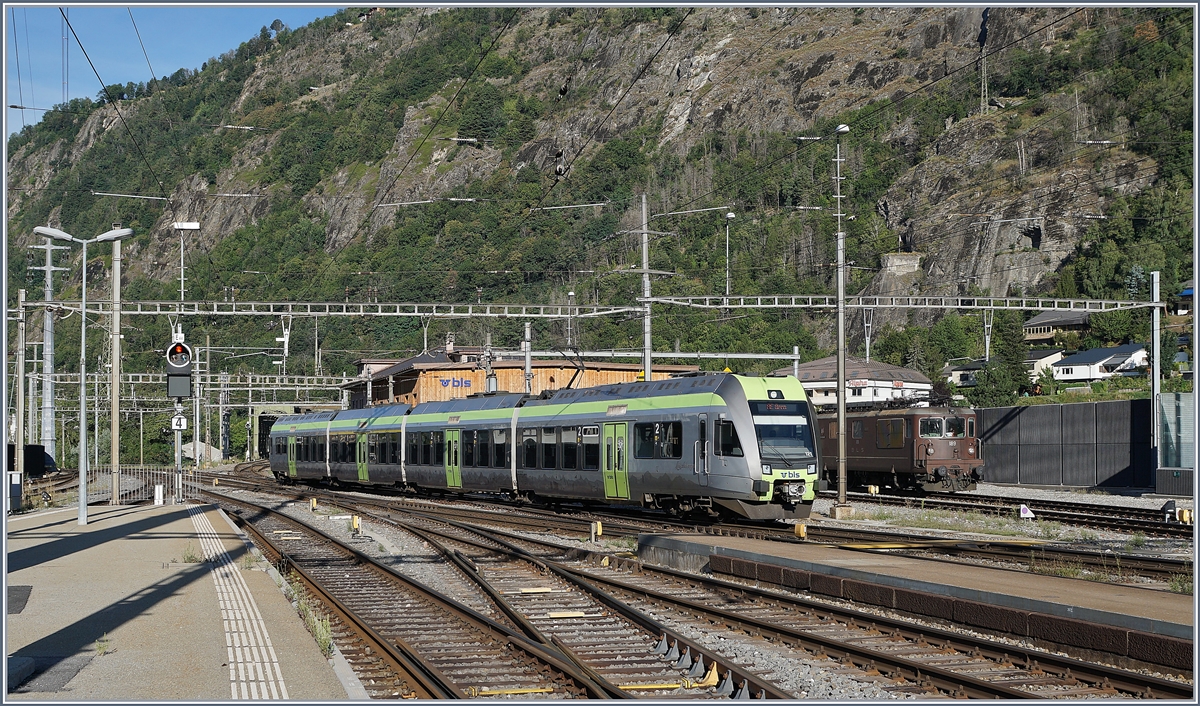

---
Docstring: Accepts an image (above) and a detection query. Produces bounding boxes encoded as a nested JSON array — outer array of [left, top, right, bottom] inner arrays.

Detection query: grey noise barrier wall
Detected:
[[977, 399, 1155, 490]]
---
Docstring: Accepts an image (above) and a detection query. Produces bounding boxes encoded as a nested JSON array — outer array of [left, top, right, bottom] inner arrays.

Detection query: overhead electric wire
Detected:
[[10, 7, 26, 128]]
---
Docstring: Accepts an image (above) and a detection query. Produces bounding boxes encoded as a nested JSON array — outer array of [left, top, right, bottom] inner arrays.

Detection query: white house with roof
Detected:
[[1051, 344, 1148, 383], [777, 356, 932, 406], [1025, 349, 1064, 381]]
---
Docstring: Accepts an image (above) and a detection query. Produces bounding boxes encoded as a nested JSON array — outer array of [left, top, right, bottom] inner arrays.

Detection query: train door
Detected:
[[355, 433, 369, 482], [444, 429, 462, 488], [602, 422, 629, 500], [287, 436, 297, 478], [694, 414, 709, 486]]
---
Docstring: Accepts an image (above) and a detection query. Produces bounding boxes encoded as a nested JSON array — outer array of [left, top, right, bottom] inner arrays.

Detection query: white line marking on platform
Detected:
[[188, 504, 289, 700]]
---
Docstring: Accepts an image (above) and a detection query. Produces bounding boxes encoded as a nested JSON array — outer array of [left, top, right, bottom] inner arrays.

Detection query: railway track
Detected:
[[205, 492, 621, 699], [825, 491, 1196, 539], [205, 476, 1191, 584], [326, 497, 1192, 700]]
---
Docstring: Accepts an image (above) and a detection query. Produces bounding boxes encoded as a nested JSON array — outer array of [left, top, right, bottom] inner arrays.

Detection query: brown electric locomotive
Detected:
[[818, 407, 984, 492]]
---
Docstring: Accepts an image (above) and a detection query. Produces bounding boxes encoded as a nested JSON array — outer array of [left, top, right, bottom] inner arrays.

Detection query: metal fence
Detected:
[[1159, 393, 1194, 469], [978, 399, 1155, 489], [31, 466, 201, 506]]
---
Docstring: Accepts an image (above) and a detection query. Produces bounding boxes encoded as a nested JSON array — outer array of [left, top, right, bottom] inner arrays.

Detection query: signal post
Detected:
[[166, 328, 192, 503]]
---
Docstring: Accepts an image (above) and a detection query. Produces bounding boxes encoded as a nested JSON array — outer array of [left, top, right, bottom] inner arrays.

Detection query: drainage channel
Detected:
[[208, 493, 619, 699]]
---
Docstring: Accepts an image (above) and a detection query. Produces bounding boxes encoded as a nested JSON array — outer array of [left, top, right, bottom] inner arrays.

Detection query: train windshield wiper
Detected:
[[760, 447, 794, 468]]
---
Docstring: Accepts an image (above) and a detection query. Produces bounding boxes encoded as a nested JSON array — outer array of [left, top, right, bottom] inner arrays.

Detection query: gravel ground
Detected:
[[217, 486, 1193, 698], [808, 483, 1195, 560]]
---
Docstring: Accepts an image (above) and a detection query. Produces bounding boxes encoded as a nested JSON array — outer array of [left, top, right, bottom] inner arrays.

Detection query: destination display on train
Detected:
[[750, 401, 805, 415]]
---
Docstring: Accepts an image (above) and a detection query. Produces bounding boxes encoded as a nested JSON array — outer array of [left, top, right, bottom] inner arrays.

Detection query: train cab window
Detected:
[[919, 417, 943, 438], [464, 431, 476, 467], [852, 421, 864, 439], [715, 420, 744, 457], [562, 427, 578, 470], [433, 431, 445, 464], [945, 417, 966, 438], [582, 426, 600, 470], [542, 428, 558, 469], [967, 417, 975, 439], [492, 429, 508, 468], [522, 429, 538, 469], [420, 432, 432, 465]]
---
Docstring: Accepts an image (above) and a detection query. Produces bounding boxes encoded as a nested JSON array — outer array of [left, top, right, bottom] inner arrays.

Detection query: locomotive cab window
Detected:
[[919, 417, 943, 438], [945, 417, 966, 438], [967, 417, 975, 439]]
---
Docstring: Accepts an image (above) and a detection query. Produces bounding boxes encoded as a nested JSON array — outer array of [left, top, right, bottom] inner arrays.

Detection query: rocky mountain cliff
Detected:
[[6, 6, 1192, 374]]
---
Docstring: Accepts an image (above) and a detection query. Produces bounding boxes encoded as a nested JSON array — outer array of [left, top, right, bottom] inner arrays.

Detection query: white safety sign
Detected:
[[171, 415, 188, 431]]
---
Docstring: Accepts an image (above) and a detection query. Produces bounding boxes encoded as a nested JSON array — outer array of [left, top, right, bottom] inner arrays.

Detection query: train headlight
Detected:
[[761, 464, 772, 475], [807, 463, 817, 475], [967, 447, 975, 455]]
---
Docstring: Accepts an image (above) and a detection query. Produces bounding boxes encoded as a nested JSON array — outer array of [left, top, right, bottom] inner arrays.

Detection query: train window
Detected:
[[542, 428, 558, 469], [562, 427, 578, 470], [409, 435, 419, 465], [967, 417, 975, 439], [634, 424, 656, 459], [493, 429, 507, 468], [522, 429, 538, 469], [715, 420, 744, 457], [433, 432, 445, 465], [919, 418, 943, 438], [852, 421, 864, 439], [420, 432, 432, 465], [464, 431, 476, 467], [582, 426, 600, 470], [877, 420, 904, 449], [318, 442, 325, 461], [945, 417, 965, 438], [392, 434, 400, 464], [476, 430, 491, 467], [368, 435, 378, 463], [659, 422, 682, 459]]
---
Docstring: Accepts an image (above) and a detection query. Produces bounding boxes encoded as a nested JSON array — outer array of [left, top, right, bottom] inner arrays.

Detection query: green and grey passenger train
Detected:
[[269, 373, 819, 520]]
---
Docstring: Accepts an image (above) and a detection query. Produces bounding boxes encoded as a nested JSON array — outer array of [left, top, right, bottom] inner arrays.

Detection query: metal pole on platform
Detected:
[[16, 290, 27, 484], [111, 238, 121, 503], [833, 124, 853, 519], [642, 193, 652, 382], [1152, 271, 1161, 453]]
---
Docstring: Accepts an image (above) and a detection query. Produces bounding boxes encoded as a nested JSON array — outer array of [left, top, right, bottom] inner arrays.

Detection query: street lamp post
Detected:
[[34, 225, 134, 526]]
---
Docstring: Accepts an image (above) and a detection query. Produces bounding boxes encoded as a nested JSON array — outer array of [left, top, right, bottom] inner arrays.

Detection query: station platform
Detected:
[[5, 503, 354, 699], [638, 531, 1194, 671]]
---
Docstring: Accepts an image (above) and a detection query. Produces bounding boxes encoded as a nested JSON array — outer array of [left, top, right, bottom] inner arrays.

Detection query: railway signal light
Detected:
[[166, 341, 193, 398]]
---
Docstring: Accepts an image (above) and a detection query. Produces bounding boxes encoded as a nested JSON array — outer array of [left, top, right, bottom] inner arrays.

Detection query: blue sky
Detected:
[[5, 5, 345, 137]]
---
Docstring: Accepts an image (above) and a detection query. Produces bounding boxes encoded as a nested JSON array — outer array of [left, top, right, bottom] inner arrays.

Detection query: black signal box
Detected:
[[166, 341, 193, 398]]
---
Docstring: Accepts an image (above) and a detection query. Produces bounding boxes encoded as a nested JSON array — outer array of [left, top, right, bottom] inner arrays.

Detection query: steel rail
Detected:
[[225, 505, 455, 699], [347, 501, 1192, 698], [572, 561, 1193, 700], [208, 492, 619, 699], [364, 505, 795, 700]]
